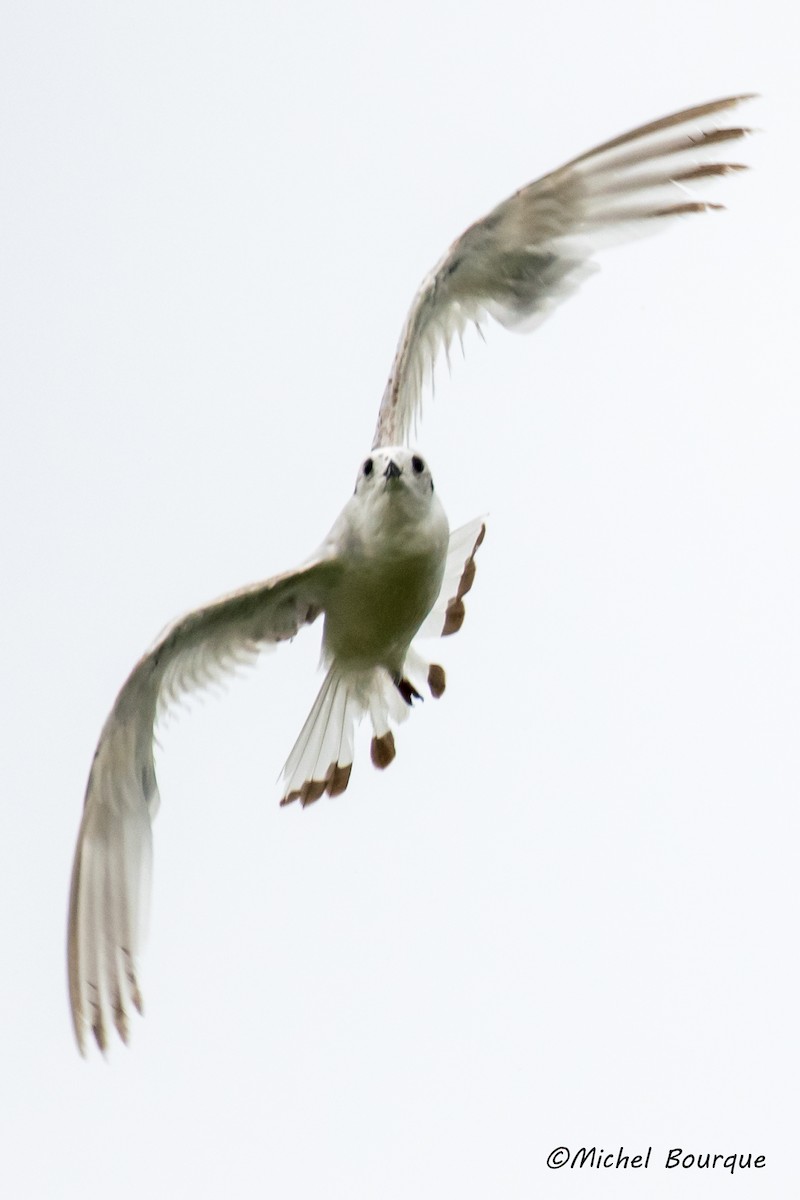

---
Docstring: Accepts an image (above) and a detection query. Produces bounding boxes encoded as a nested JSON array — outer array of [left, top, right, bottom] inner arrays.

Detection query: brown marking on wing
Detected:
[[442, 522, 486, 637], [370, 731, 396, 769], [113, 1000, 129, 1046], [123, 947, 143, 1015], [92, 1017, 108, 1054], [443, 597, 465, 635], [427, 663, 446, 698], [648, 201, 724, 218]]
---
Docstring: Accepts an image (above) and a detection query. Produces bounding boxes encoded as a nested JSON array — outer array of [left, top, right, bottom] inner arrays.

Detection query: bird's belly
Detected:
[[323, 551, 443, 668]]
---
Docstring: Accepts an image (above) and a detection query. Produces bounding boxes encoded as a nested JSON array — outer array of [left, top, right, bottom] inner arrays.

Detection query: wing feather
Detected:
[[373, 94, 754, 448], [67, 557, 338, 1054], [417, 518, 486, 639]]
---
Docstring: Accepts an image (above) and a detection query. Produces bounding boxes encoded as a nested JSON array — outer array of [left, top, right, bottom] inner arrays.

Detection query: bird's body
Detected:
[[67, 94, 753, 1054], [320, 449, 449, 671], [278, 447, 457, 805]]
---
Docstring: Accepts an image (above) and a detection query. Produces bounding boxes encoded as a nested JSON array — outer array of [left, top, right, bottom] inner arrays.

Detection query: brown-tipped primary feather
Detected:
[[566, 93, 757, 166]]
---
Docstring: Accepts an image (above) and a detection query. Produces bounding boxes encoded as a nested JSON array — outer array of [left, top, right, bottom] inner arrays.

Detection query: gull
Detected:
[[67, 94, 753, 1054]]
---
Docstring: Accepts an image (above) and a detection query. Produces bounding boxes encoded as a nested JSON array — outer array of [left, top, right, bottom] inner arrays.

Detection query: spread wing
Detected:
[[67, 557, 339, 1056], [372, 94, 754, 448]]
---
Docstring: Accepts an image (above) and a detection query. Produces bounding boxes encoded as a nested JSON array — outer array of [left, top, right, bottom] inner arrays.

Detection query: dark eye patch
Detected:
[[411, 456, 424, 474], [363, 458, 374, 476]]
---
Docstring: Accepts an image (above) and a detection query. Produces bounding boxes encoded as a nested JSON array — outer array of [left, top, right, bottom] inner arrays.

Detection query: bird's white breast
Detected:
[[322, 488, 449, 670]]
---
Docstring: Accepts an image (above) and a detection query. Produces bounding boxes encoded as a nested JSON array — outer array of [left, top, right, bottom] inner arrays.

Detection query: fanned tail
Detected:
[[280, 664, 411, 806]]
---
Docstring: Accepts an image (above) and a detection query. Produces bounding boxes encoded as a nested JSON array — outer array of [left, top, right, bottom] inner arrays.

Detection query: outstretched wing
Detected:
[[67, 557, 339, 1056], [372, 94, 753, 448]]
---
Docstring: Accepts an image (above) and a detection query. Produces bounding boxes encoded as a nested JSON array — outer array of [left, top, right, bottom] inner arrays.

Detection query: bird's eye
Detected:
[[363, 458, 374, 476], [411, 456, 424, 474]]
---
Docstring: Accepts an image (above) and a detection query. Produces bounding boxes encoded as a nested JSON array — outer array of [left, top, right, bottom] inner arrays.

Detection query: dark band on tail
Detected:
[[371, 731, 396, 769], [281, 761, 353, 807]]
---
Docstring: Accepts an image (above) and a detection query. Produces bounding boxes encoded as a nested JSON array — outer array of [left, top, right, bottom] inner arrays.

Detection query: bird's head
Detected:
[[354, 447, 435, 505]]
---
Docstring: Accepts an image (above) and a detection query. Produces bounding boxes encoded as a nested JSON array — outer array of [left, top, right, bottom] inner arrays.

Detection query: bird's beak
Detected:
[[383, 459, 402, 480]]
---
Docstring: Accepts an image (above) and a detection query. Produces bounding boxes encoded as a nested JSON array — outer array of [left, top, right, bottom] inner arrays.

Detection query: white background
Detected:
[[1, 2, 797, 1197]]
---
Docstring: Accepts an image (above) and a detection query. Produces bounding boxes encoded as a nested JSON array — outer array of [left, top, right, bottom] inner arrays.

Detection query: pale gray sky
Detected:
[[1, 2, 797, 1197]]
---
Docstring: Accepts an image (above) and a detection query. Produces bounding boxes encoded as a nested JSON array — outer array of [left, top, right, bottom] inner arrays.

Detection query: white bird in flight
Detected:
[[68, 94, 753, 1054]]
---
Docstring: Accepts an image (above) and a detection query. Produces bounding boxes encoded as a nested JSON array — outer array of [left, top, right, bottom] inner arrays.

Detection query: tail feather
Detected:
[[280, 665, 409, 806]]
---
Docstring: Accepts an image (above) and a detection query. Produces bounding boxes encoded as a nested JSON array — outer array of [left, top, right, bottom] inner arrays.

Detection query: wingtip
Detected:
[[69, 975, 143, 1057], [648, 200, 727, 219], [113, 1008, 130, 1046], [74, 1027, 88, 1059], [676, 162, 750, 184], [701, 92, 759, 113], [92, 1018, 109, 1056]]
